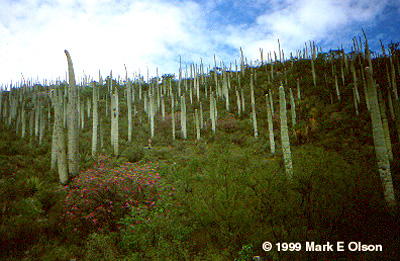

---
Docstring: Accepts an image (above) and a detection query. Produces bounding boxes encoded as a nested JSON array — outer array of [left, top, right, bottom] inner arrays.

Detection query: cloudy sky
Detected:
[[1, 0, 399, 87]]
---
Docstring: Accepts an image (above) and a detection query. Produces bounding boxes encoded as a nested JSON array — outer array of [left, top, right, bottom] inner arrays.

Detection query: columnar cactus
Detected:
[[51, 108, 57, 171], [195, 108, 200, 141], [296, 78, 301, 100], [53, 89, 68, 185], [35, 98, 40, 138], [65, 50, 79, 178], [250, 74, 258, 138], [269, 89, 274, 115], [365, 67, 396, 209], [21, 104, 26, 138], [377, 88, 393, 160], [0, 91, 2, 119], [112, 89, 119, 156], [200, 102, 204, 129], [266, 94, 275, 154], [127, 79, 132, 142], [222, 68, 229, 111], [149, 93, 155, 139], [80, 99, 84, 129], [279, 86, 293, 179], [210, 92, 216, 134], [161, 94, 165, 121], [92, 82, 98, 157], [289, 88, 296, 128], [390, 56, 398, 100], [171, 93, 175, 140], [353, 86, 359, 116], [311, 47, 317, 87], [39, 107, 45, 145], [334, 76, 341, 102], [241, 88, 245, 113], [236, 90, 241, 116], [181, 95, 187, 139], [240, 47, 245, 77], [29, 110, 34, 138]]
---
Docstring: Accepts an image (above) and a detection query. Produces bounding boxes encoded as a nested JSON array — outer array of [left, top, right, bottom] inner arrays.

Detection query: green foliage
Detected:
[[118, 190, 193, 260], [235, 244, 255, 261], [0, 198, 45, 257], [27, 241, 81, 261], [122, 145, 145, 163], [84, 232, 121, 260]]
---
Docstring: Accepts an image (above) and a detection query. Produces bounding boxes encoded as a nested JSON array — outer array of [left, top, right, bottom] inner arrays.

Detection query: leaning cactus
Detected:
[[65, 50, 79, 178]]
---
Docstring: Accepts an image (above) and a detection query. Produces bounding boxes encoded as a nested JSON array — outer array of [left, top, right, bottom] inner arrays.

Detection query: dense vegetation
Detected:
[[0, 37, 399, 260]]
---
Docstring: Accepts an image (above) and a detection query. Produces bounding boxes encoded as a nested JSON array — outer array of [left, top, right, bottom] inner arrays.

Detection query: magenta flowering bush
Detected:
[[63, 155, 161, 235]]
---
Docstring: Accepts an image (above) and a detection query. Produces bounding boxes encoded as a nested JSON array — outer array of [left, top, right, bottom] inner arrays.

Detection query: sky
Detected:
[[1, 0, 399, 87]]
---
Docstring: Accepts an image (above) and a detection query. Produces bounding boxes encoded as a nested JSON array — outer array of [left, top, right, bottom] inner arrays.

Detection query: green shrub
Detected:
[[123, 145, 145, 163], [85, 232, 121, 260], [118, 184, 193, 260]]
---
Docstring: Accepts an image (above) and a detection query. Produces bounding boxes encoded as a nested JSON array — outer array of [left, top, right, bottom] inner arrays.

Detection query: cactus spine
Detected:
[[279, 86, 293, 179]]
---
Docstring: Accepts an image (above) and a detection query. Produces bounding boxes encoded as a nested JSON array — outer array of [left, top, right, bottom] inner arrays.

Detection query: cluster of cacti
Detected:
[[0, 34, 398, 210]]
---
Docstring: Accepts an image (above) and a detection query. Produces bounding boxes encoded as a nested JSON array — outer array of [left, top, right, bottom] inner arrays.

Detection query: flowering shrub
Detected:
[[216, 113, 237, 133], [63, 155, 161, 235]]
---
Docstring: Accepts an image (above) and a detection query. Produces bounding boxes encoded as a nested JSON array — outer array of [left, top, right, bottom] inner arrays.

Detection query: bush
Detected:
[[62, 155, 161, 237], [123, 145, 145, 163], [84, 232, 121, 260], [118, 188, 193, 260], [0, 198, 44, 257]]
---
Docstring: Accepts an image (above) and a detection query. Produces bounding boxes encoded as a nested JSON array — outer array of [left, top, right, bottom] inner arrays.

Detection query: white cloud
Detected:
[[0, 0, 398, 87], [224, 0, 391, 62], [0, 0, 215, 85]]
